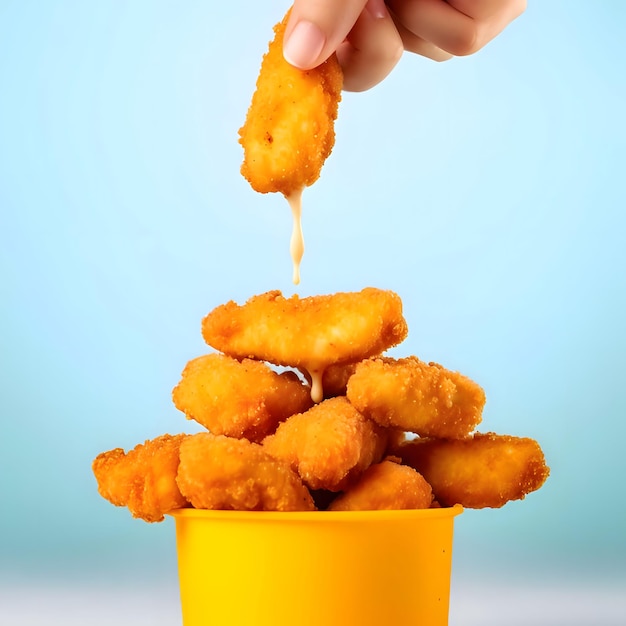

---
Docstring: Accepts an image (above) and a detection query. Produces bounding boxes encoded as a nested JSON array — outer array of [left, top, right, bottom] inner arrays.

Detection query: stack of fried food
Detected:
[[92, 288, 549, 522]]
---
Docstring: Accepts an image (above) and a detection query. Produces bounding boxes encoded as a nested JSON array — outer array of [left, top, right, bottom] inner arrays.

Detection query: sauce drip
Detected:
[[287, 188, 304, 285], [309, 368, 324, 404]]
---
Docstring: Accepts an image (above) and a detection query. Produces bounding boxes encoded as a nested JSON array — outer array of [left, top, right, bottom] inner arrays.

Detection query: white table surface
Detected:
[[1, 579, 624, 625]]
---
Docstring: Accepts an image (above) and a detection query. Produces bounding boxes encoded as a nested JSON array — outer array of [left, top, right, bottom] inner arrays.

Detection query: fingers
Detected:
[[448, 0, 527, 22], [391, 11, 453, 62], [283, 0, 526, 92], [284, 0, 369, 69], [337, 0, 405, 92], [387, 0, 477, 56], [387, 0, 526, 56]]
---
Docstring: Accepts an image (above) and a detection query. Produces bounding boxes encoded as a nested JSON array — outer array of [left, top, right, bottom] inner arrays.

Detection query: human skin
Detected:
[[283, 0, 527, 91]]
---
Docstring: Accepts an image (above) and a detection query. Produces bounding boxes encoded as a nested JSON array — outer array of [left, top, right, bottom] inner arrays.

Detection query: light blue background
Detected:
[[1, 0, 625, 622]]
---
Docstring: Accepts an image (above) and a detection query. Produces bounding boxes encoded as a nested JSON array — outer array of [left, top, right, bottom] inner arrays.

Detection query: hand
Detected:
[[283, 0, 526, 91]]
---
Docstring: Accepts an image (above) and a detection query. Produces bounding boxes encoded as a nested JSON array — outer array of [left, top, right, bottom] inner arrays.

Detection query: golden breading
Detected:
[[172, 353, 312, 442], [395, 433, 550, 509], [347, 356, 485, 439], [92, 434, 189, 523], [176, 433, 315, 512], [202, 289, 408, 402], [262, 396, 388, 492], [328, 459, 433, 511], [238, 11, 343, 197], [320, 361, 360, 399]]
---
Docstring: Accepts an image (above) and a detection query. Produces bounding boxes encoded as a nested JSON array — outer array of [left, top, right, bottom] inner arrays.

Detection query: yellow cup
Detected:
[[170, 505, 462, 626]]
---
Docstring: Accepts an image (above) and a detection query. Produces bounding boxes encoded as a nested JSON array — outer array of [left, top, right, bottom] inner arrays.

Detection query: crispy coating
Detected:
[[176, 433, 315, 512], [347, 356, 485, 439], [262, 396, 387, 491], [92, 434, 189, 522], [320, 361, 360, 398], [238, 11, 343, 197], [172, 353, 312, 442], [202, 289, 408, 401], [395, 433, 550, 509], [328, 459, 433, 511]]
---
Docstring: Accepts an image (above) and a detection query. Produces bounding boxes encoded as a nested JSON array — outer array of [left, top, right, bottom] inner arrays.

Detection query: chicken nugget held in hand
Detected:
[[238, 10, 343, 284], [239, 10, 343, 198]]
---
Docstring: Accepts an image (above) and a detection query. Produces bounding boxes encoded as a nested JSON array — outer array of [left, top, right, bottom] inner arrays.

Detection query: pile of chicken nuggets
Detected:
[[92, 287, 549, 522]]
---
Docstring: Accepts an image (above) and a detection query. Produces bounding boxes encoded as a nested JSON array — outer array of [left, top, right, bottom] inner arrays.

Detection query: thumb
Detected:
[[283, 0, 369, 69]]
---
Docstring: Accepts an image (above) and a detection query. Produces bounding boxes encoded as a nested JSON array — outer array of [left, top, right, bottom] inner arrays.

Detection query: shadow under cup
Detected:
[[170, 505, 463, 626]]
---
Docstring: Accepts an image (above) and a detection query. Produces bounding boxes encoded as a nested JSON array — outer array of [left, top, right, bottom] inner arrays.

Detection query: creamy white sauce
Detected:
[[309, 368, 324, 404], [287, 188, 304, 285]]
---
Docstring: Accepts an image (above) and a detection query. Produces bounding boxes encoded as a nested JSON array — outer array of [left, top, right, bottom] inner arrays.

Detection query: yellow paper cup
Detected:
[[170, 505, 462, 626]]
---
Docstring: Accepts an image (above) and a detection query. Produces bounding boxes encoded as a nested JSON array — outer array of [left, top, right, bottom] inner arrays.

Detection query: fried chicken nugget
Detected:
[[172, 353, 313, 442], [347, 356, 486, 439], [262, 396, 388, 492], [395, 433, 550, 509], [328, 459, 434, 511], [238, 11, 343, 197], [176, 433, 315, 511], [202, 288, 408, 402], [92, 434, 189, 522]]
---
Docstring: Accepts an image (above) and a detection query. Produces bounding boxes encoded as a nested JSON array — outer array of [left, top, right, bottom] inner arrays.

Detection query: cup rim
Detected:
[[168, 504, 463, 522]]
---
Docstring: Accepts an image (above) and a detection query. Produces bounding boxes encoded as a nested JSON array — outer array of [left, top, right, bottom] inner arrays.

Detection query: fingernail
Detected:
[[365, 0, 388, 19], [283, 20, 325, 68]]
